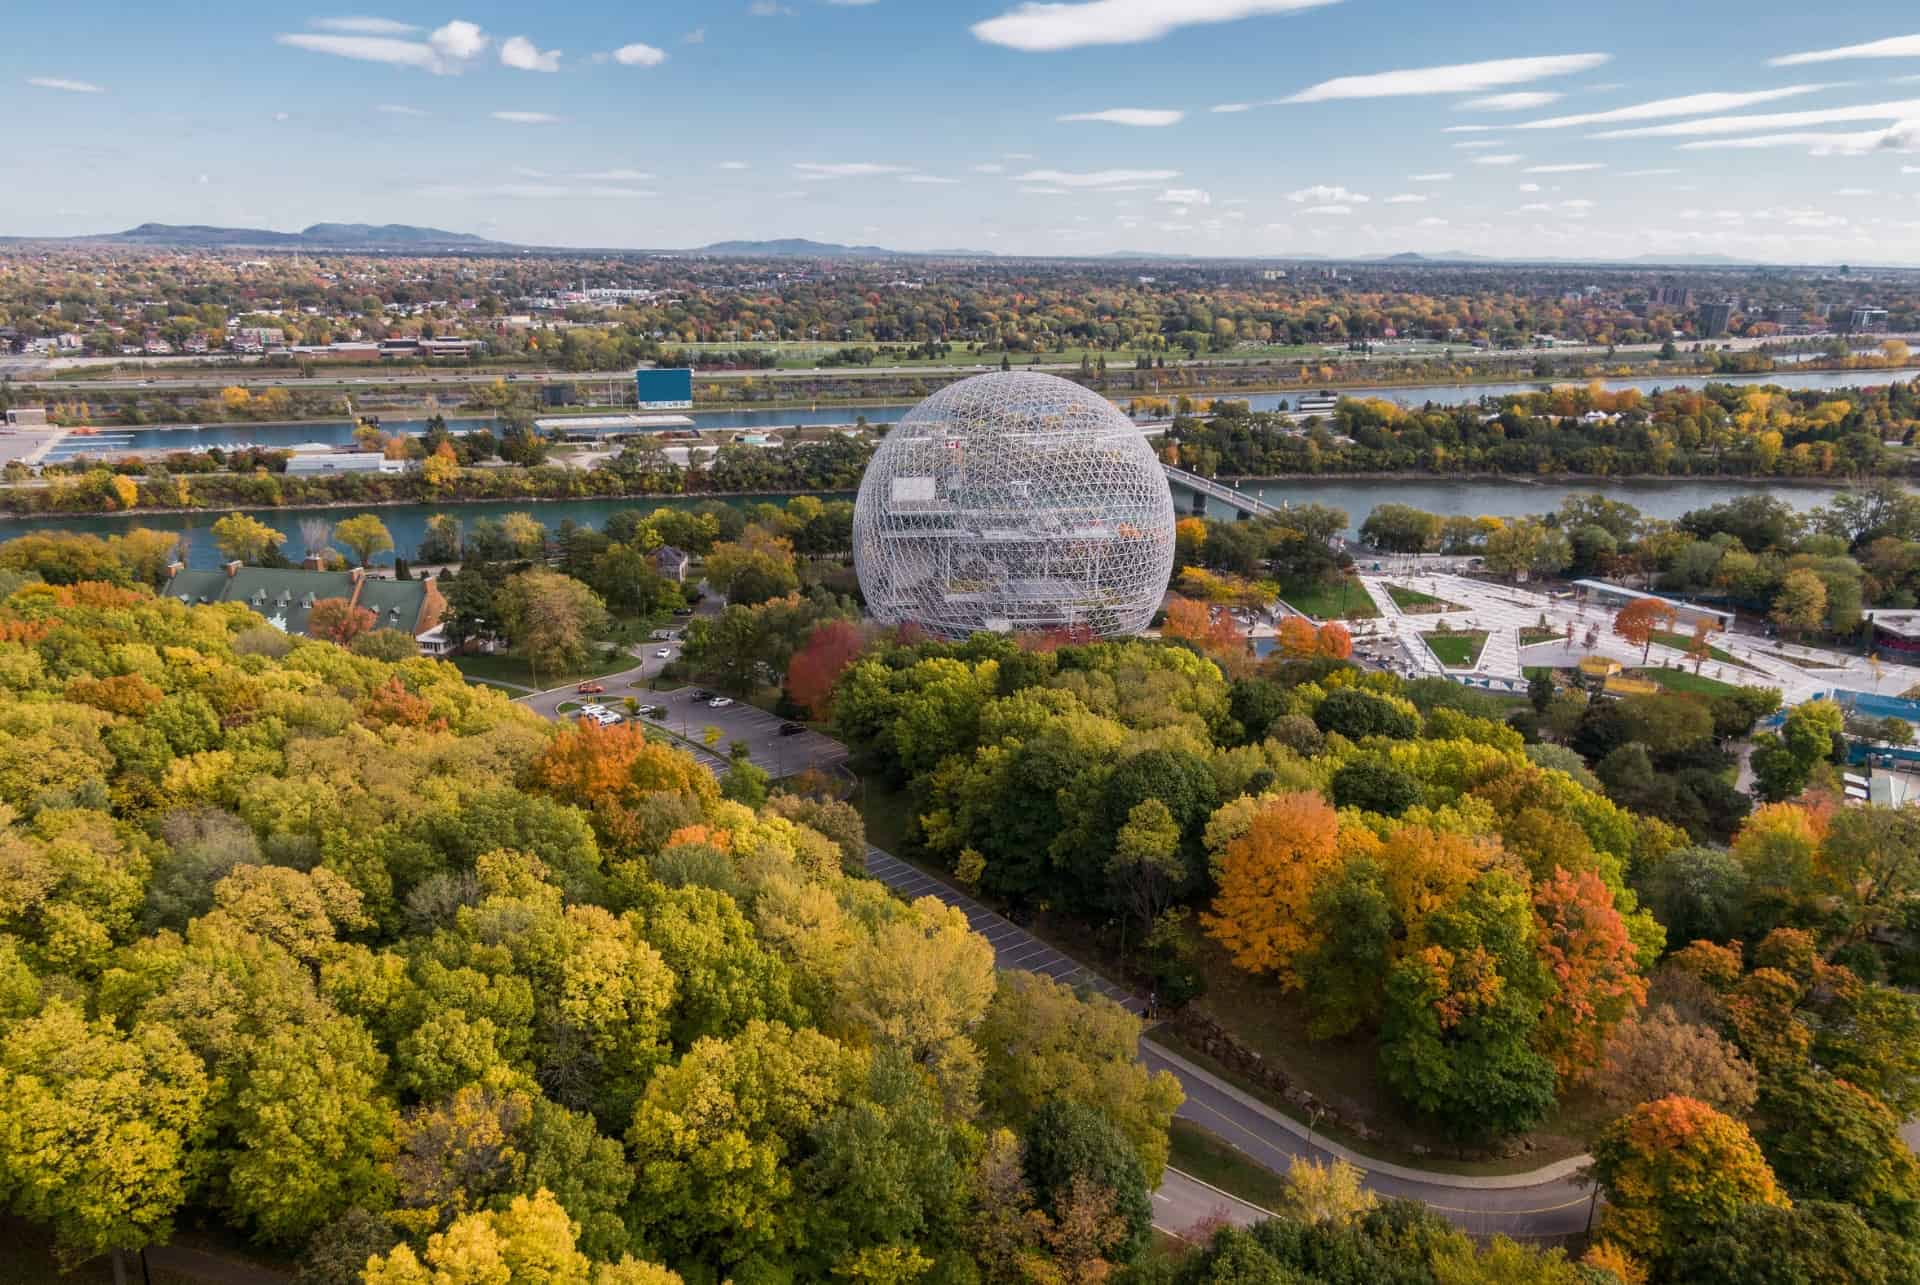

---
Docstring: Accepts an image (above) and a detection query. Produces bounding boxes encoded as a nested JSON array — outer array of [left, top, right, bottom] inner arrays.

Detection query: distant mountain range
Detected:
[[80, 222, 505, 250], [0, 222, 1864, 268]]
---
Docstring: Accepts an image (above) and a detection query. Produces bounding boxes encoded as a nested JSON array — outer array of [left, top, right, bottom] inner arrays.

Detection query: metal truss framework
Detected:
[[853, 371, 1176, 640]]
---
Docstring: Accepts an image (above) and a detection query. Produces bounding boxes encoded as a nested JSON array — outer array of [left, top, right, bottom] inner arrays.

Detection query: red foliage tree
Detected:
[[307, 597, 375, 646], [786, 619, 865, 719], [1532, 865, 1648, 1080]]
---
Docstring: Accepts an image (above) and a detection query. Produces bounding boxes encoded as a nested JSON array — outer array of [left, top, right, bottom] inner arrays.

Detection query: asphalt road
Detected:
[[512, 678, 1595, 1243]]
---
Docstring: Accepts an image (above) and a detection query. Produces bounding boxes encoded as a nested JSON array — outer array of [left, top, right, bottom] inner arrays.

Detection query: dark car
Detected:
[[779, 722, 807, 736], [692, 689, 715, 701], [672, 608, 694, 617]]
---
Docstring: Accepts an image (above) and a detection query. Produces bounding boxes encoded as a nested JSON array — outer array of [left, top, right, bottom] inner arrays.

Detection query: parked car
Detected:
[[576, 682, 605, 694], [578, 703, 607, 716], [644, 706, 667, 719], [672, 608, 694, 617], [708, 697, 734, 708], [593, 711, 623, 726], [778, 722, 807, 736], [692, 689, 715, 701]]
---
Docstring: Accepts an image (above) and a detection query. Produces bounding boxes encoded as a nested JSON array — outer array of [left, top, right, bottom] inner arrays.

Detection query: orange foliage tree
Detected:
[[530, 718, 717, 815], [357, 676, 447, 731], [1315, 621, 1353, 660], [1589, 1095, 1787, 1266], [1613, 597, 1675, 665], [1201, 792, 1340, 987], [785, 619, 865, 719], [1531, 866, 1647, 1079], [1275, 616, 1319, 660], [1163, 596, 1247, 665], [307, 597, 375, 646]]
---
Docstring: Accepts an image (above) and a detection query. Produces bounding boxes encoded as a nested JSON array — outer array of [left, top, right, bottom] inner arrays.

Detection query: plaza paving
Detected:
[[1339, 570, 1920, 706]]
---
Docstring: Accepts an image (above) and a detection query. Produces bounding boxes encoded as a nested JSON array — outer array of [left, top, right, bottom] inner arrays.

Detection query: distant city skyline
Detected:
[[8, 1, 1920, 261]]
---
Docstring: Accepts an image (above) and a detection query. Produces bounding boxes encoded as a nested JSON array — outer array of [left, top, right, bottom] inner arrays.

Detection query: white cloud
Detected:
[[972, 0, 1341, 52], [311, 16, 417, 34], [376, 103, 426, 116], [1452, 139, 1509, 150], [429, 20, 487, 61], [1518, 182, 1541, 192], [1472, 153, 1524, 165], [1677, 121, 1920, 155], [1519, 202, 1553, 212], [1592, 98, 1920, 139], [1416, 216, 1448, 227], [1618, 167, 1679, 176], [611, 42, 667, 67], [576, 169, 653, 181], [793, 161, 913, 179], [1458, 90, 1560, 111], [1300, 204, 1352, 215], [26, 76, 105, 93], [491, 111, 562, 124], [1835, 187, 1875, 196], [500, 35, 560, 71], [273, 111, 290, 121], [1562, 198, 1594, 209], [277, 18, 488, 73], [684, 26, 707, 43], [1019, 186, 1072, 195], [748, 1, 792, 15], [1014, 167, 1180, 187], [1771, 34, 1920, 66], [1383, 193, 1427, 204], [903, 174, 961, 184], [1285, 53, 1609, 103], [718, 161, 750, 170], [1409, 171, 1453, 181], [972, 163, 1006, 174], [425, 184, 582, 199], [1524, 162, 1606, 173], [1469, 84, 1840, 131], [1160, 187, 1211, 205], [1057, 108, 1184, 126], [1287, 184, 1368, 203]]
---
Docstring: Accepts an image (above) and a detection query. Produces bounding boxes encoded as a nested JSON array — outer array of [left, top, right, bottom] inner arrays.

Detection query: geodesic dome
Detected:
[[853, 371, 1175, 640]]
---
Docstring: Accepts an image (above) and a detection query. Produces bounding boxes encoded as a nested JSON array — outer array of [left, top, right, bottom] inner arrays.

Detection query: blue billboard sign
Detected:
[[635, 367, 694, 410]]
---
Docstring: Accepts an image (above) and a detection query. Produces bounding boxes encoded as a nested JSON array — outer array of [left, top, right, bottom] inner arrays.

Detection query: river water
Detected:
[[15, 365, 1910, 569]]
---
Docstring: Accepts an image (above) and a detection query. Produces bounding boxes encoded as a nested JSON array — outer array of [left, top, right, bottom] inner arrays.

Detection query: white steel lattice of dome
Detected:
[[853, 371, 1176, 640]]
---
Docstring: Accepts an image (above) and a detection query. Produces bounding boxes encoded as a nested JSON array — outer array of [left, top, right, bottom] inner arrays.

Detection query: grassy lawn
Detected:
[[1632, 666, 1743, 696], [1277, 575, 1381, 620], [450, 646, 636, 692], [1386, 584, 1462, 614], [1171, 937, 1600, 1174], [1519, 628, 1563, 646], [1167, 1120, 1287, 1211], [1422, 629, 1489, 668], [1649, 629, 1761, 671], [1755, 647, 1847, 670]]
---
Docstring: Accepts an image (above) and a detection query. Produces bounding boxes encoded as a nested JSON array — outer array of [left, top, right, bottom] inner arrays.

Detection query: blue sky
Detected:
[[8, 1, 1920, 260]]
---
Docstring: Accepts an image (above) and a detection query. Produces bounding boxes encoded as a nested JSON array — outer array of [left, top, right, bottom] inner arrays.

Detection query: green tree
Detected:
[[494, 570, 610, 687], [0, 1003, 208, 1279], [1021, 1099, 1153, 1265], [1771, 567, 1828, 638]]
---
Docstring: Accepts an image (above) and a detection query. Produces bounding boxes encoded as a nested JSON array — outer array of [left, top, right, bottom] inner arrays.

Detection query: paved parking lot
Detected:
[[642, 686, 848, 779]]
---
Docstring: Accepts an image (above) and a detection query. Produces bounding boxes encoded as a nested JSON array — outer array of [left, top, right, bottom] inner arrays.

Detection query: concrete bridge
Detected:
[[1162, 465, 1282, 520]]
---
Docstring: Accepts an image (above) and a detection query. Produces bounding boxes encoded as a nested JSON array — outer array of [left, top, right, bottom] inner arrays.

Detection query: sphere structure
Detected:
[[853, 371, 1175, 640]]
